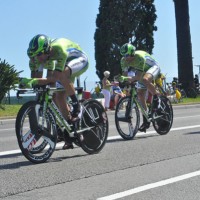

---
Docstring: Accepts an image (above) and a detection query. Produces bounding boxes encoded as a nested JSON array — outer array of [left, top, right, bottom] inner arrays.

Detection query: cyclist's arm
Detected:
[[31, 71, 43, 78], [53, 46, 68, 71], [30, 58, 43, 78], [130, 71, 143, 82]]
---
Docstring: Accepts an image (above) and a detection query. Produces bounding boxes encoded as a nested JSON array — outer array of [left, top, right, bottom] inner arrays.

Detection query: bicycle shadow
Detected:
[[184, 131, 200, 135], [0, 153, 33, 170], [0, 147, 89, 169]]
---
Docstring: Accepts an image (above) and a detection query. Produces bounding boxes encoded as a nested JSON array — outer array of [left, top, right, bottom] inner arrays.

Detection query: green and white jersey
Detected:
[[29, 38, 83, 72], [121, 50, 158, 73]]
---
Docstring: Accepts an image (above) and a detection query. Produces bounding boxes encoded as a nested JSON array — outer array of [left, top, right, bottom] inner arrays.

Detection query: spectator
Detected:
[[194, 74, 199, 88], [102, 71, 113, 111], [172, 77, 178, 91], [111, 82, 126, 109]]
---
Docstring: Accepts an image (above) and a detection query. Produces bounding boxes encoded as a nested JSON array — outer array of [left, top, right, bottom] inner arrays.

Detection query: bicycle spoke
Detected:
[[28, 108, 39, 134], [43, 136, 55, 148], [115, 96, 139, 140], [22, 131, 37, 150], [80, 99, 108, 154]]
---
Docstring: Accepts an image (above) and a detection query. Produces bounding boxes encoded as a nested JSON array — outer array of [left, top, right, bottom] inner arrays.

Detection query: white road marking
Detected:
[[97, 170, 200, 200], [1, 122, 200, 199], [108, 124, 200, 140], [1, 114, 200, 133], [1, 124, 200, 156], [0, 128, 15, 132]]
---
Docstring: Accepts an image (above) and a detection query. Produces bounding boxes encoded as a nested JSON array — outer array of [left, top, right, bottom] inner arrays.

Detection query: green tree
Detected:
[[0, 59, 22, 108], [173, 0, 194, 94], [94, 0, 157, 80]]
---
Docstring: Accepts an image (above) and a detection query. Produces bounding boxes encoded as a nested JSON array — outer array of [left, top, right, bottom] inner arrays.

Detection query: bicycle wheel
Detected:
[[115, 96, 140, 140], [152, 96, 173, 135], [79, 99, 108, 154], [16, 101, 57, 164]]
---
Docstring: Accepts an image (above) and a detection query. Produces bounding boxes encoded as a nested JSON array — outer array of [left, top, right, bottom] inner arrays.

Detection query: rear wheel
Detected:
[[79, 99, 108, 154], [115, 96, 140, 140], [152, 96, 173, 135], [15, 101, 57, 164]]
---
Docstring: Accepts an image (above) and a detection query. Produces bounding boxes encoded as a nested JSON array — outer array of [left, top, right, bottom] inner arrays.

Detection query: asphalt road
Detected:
[[1, 104, 200, 200]]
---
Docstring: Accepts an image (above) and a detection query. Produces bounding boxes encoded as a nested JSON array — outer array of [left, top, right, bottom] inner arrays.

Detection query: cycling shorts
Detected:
[[56, 52, 89, 88], [137, 65, 160, 90]]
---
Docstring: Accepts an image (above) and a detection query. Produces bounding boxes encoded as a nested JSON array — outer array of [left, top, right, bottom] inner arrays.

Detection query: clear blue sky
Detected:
[[0, 0, 200, 94]]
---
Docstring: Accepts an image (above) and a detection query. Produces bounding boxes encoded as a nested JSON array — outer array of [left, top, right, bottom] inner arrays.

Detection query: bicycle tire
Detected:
[[79, 99, 108, 154], [115, 96, 140, 140], [152, 96, 173, 135], [15, 101, 57, 164]]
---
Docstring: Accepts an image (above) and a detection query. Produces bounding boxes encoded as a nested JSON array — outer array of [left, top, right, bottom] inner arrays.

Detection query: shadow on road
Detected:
[[107, 134, 159, 144], [184, 131, 200, 135]]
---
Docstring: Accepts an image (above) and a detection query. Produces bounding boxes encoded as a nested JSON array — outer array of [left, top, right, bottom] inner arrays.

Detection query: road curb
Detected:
[[1, 103, 200, 120]]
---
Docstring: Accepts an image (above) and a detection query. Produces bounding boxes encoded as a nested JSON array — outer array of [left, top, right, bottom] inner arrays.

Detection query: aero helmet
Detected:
[[27, 34, 51, 57], [120, 43, 136, 56]]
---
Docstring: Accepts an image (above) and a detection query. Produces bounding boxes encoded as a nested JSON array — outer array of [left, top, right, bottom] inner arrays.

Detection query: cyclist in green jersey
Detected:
[[119, 43, 161, 132], [20, 34, 89, 149]]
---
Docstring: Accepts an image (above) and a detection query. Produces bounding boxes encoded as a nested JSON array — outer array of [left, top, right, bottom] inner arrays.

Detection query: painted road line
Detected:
[[1, 114, 200, 132], [1, 124, 200, 156], [97, 170, 200, 200]]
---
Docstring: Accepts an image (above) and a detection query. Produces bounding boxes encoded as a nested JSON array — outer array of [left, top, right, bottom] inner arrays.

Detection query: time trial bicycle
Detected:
[[115, 82, 173, 140], [15, 85, 108, 164]]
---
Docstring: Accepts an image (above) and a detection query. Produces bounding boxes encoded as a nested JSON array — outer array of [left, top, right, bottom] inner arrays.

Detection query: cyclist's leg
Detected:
[[67, 53, 89, 118], [137, 83, 150, 132], [143, 65, 161, 109], [52, 84, 74, 149], [61, 55, 88, 149], [54, 84, 71, 120]]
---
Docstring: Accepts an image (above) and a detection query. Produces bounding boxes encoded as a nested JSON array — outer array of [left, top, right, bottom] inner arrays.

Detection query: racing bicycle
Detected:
[[15, 85, 108, 164], [115, 82, 173, 140]]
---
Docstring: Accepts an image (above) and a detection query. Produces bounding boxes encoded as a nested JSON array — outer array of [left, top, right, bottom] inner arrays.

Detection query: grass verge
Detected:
[[0, 104, 22, 118]]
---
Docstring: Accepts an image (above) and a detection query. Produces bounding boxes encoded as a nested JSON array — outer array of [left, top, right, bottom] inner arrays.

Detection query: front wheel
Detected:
[[152, 96, 173, 135], [15, 101, 57, 164], [79, 99, 108, 154], [115, 96, 140, 140]]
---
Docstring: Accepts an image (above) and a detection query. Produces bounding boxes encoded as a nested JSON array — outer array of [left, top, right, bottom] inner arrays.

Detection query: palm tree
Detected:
[[0, 59, 22, 108], [173, 0, 194, 95]]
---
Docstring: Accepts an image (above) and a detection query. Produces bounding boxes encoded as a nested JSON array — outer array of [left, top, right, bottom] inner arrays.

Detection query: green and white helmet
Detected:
[[27, 34, 51, 57], [120, 43, 136, 57]]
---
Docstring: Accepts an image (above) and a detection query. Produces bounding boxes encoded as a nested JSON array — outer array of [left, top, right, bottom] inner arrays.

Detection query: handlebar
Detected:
[[16, 85, 65, 99]]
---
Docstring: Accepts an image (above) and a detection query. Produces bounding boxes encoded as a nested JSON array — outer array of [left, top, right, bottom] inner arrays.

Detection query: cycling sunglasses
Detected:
[[124, 54, 133, 58]]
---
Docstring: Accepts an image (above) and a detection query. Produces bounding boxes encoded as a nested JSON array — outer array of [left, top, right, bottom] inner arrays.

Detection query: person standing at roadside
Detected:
[[102, 71, 113, 111]]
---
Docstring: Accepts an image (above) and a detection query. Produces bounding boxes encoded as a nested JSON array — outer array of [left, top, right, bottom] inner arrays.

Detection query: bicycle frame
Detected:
[[17, 87, 100, 138], [129, 85, 150, 121], [128, 83, 161, 123], [39, 87, 96, 138]]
